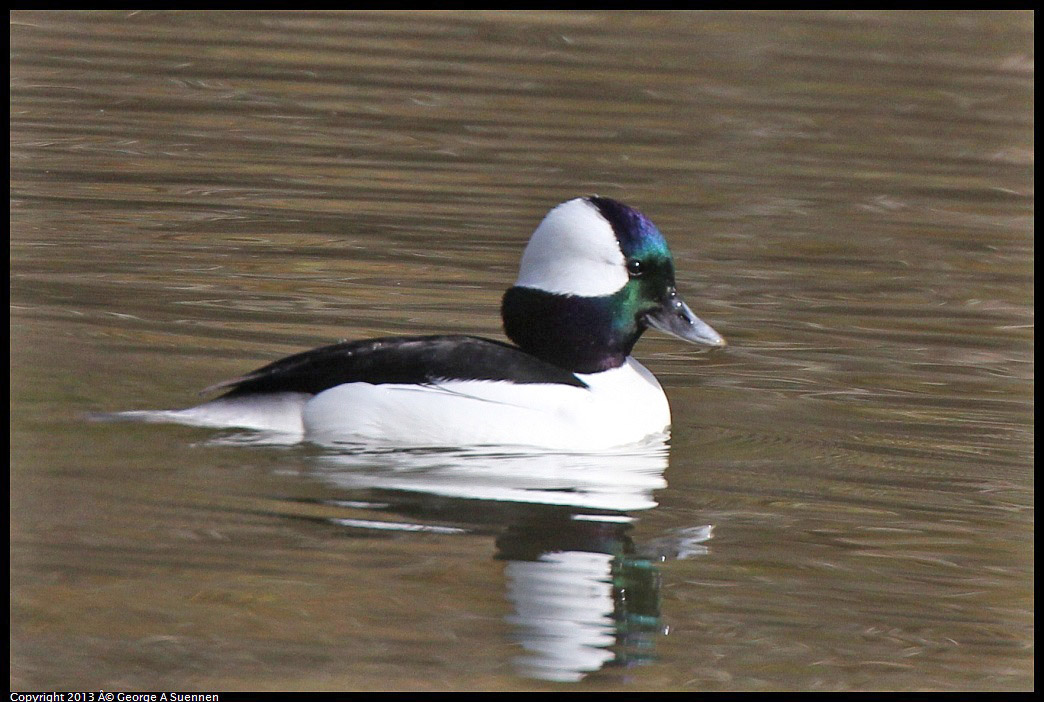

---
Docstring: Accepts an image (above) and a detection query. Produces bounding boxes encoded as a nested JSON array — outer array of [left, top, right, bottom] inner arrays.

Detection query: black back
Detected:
[[211, 335, 587, 398]]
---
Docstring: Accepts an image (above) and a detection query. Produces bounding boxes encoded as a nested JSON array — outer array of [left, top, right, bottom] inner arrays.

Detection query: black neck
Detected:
[[501, 286, 642, 374]]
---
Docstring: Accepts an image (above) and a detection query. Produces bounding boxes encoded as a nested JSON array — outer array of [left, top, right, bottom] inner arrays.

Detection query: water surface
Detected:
[[10, 10, 1033, 691]]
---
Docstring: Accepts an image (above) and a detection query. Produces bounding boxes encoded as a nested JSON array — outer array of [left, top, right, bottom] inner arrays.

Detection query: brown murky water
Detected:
[[11, 10, 1032, 691]]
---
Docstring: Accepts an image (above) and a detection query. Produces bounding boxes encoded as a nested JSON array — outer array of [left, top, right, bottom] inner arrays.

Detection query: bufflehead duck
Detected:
[[128, 197, 725, 449]]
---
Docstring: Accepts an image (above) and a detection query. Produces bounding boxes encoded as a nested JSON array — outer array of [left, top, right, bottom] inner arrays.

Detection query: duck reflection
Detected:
[[308, 439, 711, 683], [497, 515, 665, 682]]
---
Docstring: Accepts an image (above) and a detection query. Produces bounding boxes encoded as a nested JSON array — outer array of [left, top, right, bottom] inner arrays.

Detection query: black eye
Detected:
[[627, 258, 644, 277]]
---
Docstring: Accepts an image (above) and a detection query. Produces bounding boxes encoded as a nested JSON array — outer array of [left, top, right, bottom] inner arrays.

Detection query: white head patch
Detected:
[[513, 198, 628, 297]]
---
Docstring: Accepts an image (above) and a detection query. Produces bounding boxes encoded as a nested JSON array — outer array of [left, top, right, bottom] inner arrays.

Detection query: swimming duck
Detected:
[[132, 197, 725, 449]]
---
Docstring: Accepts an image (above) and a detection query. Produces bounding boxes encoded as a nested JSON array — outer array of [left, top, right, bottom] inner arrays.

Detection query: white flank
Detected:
[[300, 357, 670, 450], [115, 358, 669, 450]]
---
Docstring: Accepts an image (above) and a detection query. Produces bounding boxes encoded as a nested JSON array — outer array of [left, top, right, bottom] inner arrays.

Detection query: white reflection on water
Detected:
[[316, 440, 670, 513], [301, 440, 711, 682]]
